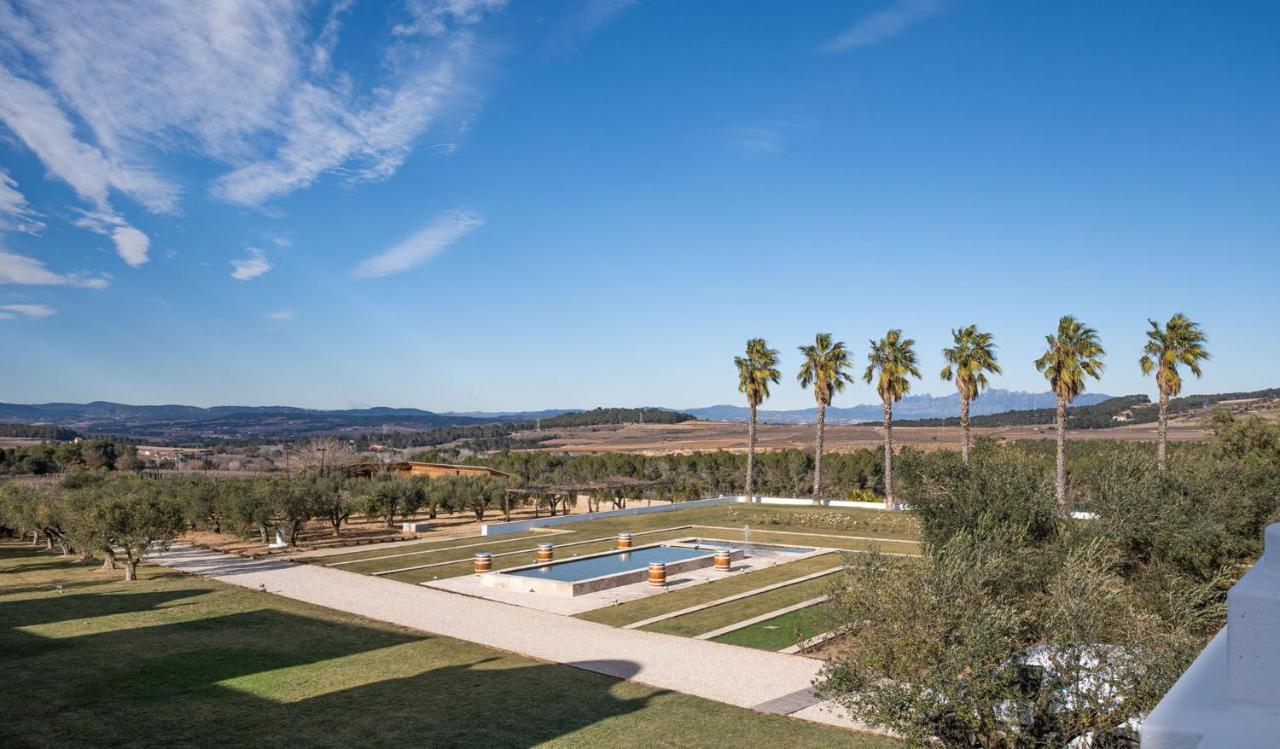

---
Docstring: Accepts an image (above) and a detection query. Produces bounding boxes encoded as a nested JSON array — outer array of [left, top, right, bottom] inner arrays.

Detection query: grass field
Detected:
[[642, 574, 840, 638], [0, 544, 897, 748], [712, 604, 832, 651]]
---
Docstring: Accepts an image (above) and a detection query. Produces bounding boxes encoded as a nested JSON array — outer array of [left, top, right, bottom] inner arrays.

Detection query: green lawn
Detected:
[[712, 604, 833, 651], [643, 575, 840, 638], [0, 543, 897, 748], [576, 553, 841, 627]]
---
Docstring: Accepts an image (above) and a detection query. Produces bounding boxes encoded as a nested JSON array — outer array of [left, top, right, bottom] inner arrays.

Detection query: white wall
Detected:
[[1142, 523, 1280, 747], [733, 495, 889, 511]]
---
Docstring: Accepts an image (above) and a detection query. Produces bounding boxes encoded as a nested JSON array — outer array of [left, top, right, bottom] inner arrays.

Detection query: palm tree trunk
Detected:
[[745, 404, 758, 499], [1157, 389, 1169, 471], [960, 395, 971, 467], [813, 402, 826, 502], [1055, 394, 1067, 514], [882, 400, 894, 510]]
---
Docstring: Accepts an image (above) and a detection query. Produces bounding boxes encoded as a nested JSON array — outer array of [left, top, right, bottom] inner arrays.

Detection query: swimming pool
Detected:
[[503, 545, 714, 582], [482, 541, 745, 597]]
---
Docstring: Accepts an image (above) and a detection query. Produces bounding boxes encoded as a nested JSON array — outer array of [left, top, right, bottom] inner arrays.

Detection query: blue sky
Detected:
[[0, 1, 1276, 411]]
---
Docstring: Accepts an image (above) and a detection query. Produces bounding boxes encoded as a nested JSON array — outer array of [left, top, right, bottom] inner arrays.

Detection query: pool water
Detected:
[[502, 545, 714, 582]]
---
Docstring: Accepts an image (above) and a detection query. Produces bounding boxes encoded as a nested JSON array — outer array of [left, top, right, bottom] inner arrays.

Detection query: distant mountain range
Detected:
[[0, 390, 1112, 441], [0, 402, 502, 442], [678, 389, 1113, 425]]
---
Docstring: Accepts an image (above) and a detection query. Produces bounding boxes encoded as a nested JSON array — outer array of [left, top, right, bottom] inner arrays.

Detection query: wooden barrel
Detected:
[[714, 549, 732, 572], [473, 552, 493, 574], [536, 543, 554, 563], [617, 532, 633, 549], [648, 562, 667, 588]]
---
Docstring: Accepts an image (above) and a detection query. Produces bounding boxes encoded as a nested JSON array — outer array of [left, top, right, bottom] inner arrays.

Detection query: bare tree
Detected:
[[291, 438, 362, 478]]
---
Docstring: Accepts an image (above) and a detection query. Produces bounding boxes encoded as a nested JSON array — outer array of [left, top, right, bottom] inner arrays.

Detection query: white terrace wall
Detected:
[[1142, 523, 1280, 748], [480, 494, 892, 536]]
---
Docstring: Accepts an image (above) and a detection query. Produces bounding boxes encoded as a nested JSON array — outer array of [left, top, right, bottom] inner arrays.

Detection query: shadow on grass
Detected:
[[2, 581, 656, 748]]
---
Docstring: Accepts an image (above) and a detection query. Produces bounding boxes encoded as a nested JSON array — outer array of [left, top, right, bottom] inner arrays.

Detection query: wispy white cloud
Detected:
[[820, 0, 943, 53], [0, 303, 56, 319], [547, 0, 638, 54], [351, 208, 483, 279], [0, 248, 110, 289], [0, 170, 44, 234], [0, 0, 503, 223], [394, 0, 507, 38], [230, 248, 272, 281], [0, 63, 161, 266], [0, 63, 179, 214], [265, 309, 295, 321], [74, 210, 152, 267], [727, 126, 785, 156]]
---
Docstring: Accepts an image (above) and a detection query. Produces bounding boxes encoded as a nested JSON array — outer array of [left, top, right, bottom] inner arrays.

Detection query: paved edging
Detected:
[[623, 565, 842, 629], [695, 595, 830, 640]]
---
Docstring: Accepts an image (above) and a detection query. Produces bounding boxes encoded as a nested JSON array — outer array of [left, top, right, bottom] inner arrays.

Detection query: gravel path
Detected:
[[149, 545, 867, 732]]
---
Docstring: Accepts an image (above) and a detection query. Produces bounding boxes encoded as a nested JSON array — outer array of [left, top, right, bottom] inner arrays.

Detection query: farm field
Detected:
[[0, 543, 897, 748], [514, 419, 1211, 454]]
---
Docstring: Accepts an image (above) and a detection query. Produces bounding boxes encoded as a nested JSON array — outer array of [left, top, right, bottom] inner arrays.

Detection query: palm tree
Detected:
[[735, 338, 781, 500], [1140, 313, 1209, 471], [940, 325, 1002, 467], [1035, 315, 1105, 512], [798, 333, 854, 500], [863, 330, 921, 509]]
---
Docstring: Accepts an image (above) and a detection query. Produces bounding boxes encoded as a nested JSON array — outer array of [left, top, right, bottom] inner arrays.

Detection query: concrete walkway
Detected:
[[148, 545, 868, 733]]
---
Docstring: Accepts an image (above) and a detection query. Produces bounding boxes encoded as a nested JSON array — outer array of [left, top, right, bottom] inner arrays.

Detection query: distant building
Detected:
[[136, 445, 212, 460], [354, 461, 512, 481]]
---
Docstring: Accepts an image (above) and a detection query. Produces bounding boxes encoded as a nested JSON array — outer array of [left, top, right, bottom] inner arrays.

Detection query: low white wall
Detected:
[[731, 495, 889, 511], [480, 496, 738, 536]]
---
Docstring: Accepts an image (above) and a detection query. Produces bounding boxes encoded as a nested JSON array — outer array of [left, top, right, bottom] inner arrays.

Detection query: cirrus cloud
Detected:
[[0, 303, 57, 319], [0, 0, 506, 276], [231, 248, 273, 281], [820, 0, 944, 53], [351, 208, 483, 279], [0, 248, 110, 289]]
